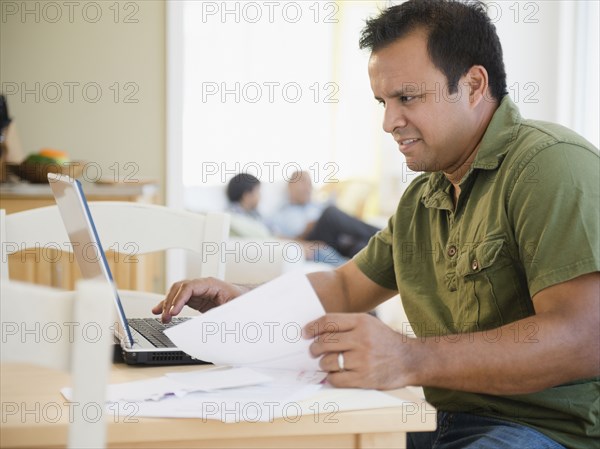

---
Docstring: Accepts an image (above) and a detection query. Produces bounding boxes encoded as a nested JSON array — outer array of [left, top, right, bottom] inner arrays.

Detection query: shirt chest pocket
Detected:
[[454, 238, 531, 331]]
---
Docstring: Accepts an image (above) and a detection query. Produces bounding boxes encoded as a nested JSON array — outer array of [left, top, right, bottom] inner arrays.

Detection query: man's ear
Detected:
[[465, 65, 489, 106]]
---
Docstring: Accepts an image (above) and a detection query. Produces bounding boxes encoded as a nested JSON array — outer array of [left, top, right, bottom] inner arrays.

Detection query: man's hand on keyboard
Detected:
[[152, 278, 249, 323]]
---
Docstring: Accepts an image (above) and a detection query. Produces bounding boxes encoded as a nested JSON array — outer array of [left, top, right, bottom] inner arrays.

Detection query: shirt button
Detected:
[[471, 259, 479, 271], [447, 245, 457, 257]]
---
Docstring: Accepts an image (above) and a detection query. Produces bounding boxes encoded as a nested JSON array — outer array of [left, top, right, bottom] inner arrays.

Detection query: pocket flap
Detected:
[[456, 238, 505, 276]]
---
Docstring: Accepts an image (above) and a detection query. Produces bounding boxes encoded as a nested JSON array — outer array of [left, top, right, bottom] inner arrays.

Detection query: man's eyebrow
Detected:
[[374, 88, 422, 101]]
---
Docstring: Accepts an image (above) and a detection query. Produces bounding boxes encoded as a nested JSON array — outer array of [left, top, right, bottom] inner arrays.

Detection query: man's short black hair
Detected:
[[226, 173, 260, 203], [359, 0, 507, 101]]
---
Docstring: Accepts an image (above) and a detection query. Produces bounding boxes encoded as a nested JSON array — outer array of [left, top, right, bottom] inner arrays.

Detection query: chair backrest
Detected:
[[0, 202, 230, 283], [0, 279, 113, 449]]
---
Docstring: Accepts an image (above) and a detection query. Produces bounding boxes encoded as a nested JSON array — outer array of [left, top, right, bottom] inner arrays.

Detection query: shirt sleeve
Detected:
[[353, 214, 398, 291], [508, 142, 600, 296]]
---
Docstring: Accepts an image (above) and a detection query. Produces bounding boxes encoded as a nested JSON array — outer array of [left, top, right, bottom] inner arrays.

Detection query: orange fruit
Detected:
[[39, 148, 69, 161]]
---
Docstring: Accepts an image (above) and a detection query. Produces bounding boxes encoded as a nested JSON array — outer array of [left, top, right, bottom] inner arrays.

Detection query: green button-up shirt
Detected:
[[355, 97, 599, 449]]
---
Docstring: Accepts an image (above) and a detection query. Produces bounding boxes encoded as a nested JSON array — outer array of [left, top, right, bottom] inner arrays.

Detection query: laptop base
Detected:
[[120, 348, 211, 366]]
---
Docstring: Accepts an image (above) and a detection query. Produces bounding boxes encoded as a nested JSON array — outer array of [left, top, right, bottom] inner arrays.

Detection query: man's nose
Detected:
[[382, 105, 407, 134]]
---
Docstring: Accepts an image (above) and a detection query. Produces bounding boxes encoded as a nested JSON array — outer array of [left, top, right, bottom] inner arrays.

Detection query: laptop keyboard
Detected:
[[128, 317, 191, 348]]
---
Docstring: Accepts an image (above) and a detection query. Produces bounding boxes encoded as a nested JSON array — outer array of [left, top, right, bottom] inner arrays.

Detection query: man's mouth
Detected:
[[399, 138, 420, 145], [396, 138, 422, 153]]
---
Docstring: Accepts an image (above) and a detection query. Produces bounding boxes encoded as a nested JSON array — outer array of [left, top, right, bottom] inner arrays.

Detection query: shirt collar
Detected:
[[421, 96, 522, 208], [471, 95, 522, 170]]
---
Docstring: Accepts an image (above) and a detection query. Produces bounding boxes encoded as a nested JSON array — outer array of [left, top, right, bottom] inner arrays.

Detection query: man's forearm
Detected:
[[404, 312, 599, 395], [307, 270, 352, 313], [307, 263, 398, 314]]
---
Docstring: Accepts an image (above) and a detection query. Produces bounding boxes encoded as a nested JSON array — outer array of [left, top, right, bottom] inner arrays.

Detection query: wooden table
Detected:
[[1, 362, 435, 448]]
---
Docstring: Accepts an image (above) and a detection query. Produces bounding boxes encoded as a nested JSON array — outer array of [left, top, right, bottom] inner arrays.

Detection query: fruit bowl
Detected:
[[7, 160, 85, 184]]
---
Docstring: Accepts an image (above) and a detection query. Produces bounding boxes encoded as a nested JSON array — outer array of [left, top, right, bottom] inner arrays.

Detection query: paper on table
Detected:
[[106, 365, 327, 423], [164, 366, 274, 391], [165, 272, 326, 371], [107, 381, 323, 423], [105, 385, 412, 423], [102, 364, 327, 423], [62, 367, 274, 403]]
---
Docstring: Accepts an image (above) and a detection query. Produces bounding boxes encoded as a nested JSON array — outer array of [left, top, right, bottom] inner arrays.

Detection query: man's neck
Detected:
[[445, 99, 499, 204]]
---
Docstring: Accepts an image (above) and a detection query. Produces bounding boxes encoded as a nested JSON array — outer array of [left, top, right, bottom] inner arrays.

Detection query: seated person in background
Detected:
[[270, 170, 380, 258], [225, 173, 271, 238], [225, 173, 346, 265]]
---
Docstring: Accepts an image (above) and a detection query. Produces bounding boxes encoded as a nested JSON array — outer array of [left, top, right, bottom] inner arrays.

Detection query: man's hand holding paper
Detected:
[[304, 313, 412, 390], [163, 273, 327, 372]]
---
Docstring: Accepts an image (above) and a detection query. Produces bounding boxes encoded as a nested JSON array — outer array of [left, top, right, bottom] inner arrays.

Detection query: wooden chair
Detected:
[[1, 202, 230, 317], [0, 279, 114, 448], [0, 202, 230, 288]]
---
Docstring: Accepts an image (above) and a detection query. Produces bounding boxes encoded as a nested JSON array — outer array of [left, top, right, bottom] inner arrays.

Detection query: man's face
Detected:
[[368, 29, 480, 174], [244, 185, 261, 210], [288, 173, 313, 205]]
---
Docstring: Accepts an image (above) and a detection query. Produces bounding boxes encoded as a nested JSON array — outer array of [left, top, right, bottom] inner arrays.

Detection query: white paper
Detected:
[[165, 272, 326, 371], [105, 365, 327, 423], [62, 367, 275, 403], [164, 366, 274, 391], [107, 382, 323, 423], [105, 385, 411, 423]]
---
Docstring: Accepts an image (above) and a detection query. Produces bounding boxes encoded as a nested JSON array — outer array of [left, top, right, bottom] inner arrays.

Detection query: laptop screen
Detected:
[[48, 173, 135, 346]]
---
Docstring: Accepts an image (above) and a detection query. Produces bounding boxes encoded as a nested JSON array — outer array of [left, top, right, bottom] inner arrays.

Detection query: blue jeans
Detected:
[[407, 412, 566, 449]]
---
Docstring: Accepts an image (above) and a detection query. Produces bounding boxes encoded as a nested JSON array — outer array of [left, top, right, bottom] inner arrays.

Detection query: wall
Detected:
[[486, 0, 598, 146], [0, 0, 166, 196]]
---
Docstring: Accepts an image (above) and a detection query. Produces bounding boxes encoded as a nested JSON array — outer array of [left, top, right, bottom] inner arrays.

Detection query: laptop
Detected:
[[48, 173, 208, 366]]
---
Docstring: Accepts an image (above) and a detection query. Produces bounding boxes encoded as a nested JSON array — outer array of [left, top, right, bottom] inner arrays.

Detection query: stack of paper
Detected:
[[105, 366, 326, 423], [62, 273, 411, 423]]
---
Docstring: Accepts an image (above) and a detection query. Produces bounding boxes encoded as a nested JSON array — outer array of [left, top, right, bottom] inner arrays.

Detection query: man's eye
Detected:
[[377, 99, 385, 107], [400, 96, 416, 103]]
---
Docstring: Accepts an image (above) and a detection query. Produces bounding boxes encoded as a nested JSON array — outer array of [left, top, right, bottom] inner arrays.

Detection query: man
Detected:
[[154, 1, 599, 447], [270, 170, 380, 258], [269, 170, 325, 239], [225, 173, 272, 238], [225, 172, 347, 264]]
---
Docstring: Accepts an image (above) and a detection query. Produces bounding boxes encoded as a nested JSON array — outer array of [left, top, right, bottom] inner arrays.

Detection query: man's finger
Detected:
[[170, 283, 193, 315], [326, 371, 358, 388], [310, 334, 354, 357], [303, 313, 357, 339], [162, 282, 186, 323], [152, 281, 181, 316], [151, 301, 164, 315], [319, 351, 354, 373]]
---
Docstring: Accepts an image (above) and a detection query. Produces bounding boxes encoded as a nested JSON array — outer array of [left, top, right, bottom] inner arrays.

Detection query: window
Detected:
[[169, 1, 599, 214], [176, 1, 388, 211]]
